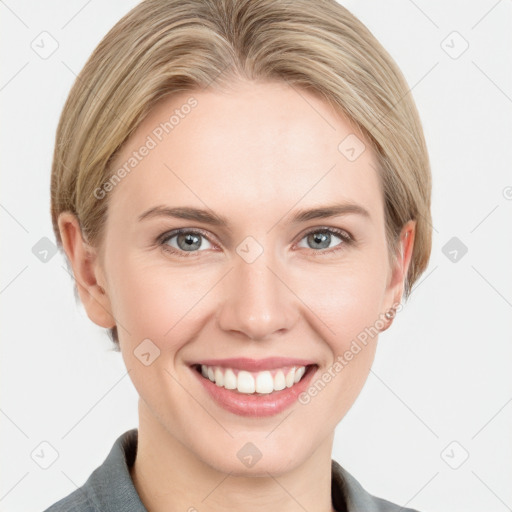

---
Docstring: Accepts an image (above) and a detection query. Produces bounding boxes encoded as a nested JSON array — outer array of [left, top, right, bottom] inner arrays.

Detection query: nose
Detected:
[[216, 249, 299, 341]]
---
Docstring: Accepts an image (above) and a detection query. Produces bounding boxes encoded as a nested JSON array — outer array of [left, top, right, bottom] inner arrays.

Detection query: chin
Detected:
[[195, 434, 313, 477]]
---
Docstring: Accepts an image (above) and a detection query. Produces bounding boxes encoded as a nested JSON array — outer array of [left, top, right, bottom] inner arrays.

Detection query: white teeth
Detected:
[[274, 370, 286, 391], [223, 368, 237, 389], [214, 367, 224, 387], [197, 364, 309, 394], [294, 366, 306, 383], [285, 367, 296, 388], [255, 371, 274, 394], [237, 371, 255, 393]]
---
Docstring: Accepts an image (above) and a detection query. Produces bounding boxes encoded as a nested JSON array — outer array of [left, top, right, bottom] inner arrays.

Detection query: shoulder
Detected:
[[42, 489, 96, 512], [41, 428, 144, 512], [332, 460, 422, 512]]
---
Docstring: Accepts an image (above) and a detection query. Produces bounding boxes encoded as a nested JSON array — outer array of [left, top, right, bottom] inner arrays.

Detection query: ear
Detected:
[[380, 219, 416, 332], [58, 211, 116, 329]]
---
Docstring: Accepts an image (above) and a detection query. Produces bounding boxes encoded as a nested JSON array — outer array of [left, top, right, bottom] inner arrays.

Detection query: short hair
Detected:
[[51, 0, 432, 348]]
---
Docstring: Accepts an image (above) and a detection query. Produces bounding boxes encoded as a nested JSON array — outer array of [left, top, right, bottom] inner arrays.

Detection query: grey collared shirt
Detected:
[[43, 429, 420, 512]]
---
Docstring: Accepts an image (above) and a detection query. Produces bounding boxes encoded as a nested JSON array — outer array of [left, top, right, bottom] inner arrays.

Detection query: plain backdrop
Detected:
[[1, 1, 511, 511]]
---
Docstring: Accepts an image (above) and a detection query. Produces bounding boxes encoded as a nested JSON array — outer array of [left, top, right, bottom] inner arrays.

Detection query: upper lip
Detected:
[[190, 357, 316, 372]]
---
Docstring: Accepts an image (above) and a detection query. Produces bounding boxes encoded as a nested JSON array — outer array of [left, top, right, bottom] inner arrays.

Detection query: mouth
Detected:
[[190, 363, 318, 395]]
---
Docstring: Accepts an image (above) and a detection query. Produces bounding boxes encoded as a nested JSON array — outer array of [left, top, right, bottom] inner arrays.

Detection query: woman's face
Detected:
[[82, 80, 413, 475]]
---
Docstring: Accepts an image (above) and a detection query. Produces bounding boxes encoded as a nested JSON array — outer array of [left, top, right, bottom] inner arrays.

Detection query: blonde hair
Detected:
[[51, 0, 432, 346]]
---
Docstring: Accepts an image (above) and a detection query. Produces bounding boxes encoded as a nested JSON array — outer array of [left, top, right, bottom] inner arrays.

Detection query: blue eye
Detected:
[[160, 229, 213, 256], [158, 227, 353, 258], [297, 227, 353, 254]]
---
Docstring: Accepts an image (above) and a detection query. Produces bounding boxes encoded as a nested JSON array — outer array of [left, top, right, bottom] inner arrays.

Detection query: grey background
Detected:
[[1, 1, 511, 511]]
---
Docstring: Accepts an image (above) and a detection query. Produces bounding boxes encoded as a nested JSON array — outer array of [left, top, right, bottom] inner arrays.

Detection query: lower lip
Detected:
[[190, 364, 318, 417]]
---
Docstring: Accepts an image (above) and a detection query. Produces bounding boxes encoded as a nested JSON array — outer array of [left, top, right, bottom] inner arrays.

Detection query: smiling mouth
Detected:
[[191, 363, 317, 395]]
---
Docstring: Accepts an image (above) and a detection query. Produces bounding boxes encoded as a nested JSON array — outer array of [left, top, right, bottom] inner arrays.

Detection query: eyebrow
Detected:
[[137, 203, 370, 227]]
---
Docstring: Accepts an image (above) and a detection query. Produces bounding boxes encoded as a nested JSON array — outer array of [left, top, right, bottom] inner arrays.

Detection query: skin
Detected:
[[59, 79, 415, 512]]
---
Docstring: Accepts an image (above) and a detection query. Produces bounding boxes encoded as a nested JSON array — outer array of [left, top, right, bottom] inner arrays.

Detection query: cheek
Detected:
[[109, 255, 215, 346], [291, 264, 385, 426], [110, 260, 210, 402], [294, 254, 388, 352], [110, 245, 389, 351]]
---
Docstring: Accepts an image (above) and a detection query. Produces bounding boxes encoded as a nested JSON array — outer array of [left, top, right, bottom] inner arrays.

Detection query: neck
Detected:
[[130, 400, 337, 512]]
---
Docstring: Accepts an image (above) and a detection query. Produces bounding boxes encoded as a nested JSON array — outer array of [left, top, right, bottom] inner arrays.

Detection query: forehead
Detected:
[[107, 80, 383, 225]]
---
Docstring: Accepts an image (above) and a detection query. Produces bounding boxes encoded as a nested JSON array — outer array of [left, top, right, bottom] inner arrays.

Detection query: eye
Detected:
[[296, 227, 353, 254], [157, 226, 354, 258], [159, 229, 214, 256]]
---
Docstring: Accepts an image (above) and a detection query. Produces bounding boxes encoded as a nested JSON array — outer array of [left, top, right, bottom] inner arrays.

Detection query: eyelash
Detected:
[[157, 227, 354, 258]]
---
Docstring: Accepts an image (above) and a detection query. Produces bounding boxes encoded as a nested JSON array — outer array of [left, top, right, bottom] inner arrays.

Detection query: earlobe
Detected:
[[58, 212, 116, 329]]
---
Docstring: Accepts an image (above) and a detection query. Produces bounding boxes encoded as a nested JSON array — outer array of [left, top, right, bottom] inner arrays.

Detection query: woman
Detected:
[[45, 0, 431, 510]]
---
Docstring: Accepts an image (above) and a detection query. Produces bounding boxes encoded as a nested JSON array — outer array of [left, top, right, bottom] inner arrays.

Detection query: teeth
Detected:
[[285, 367, 295, 388], [255, 371, 274, 394], [294, 366, 306, 383], [214, 367, 224, 387], [224, 368, 237, 390], [274, 370, 286, 391], [199, 364, 309, 394], [237, 371, 255, 393]]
